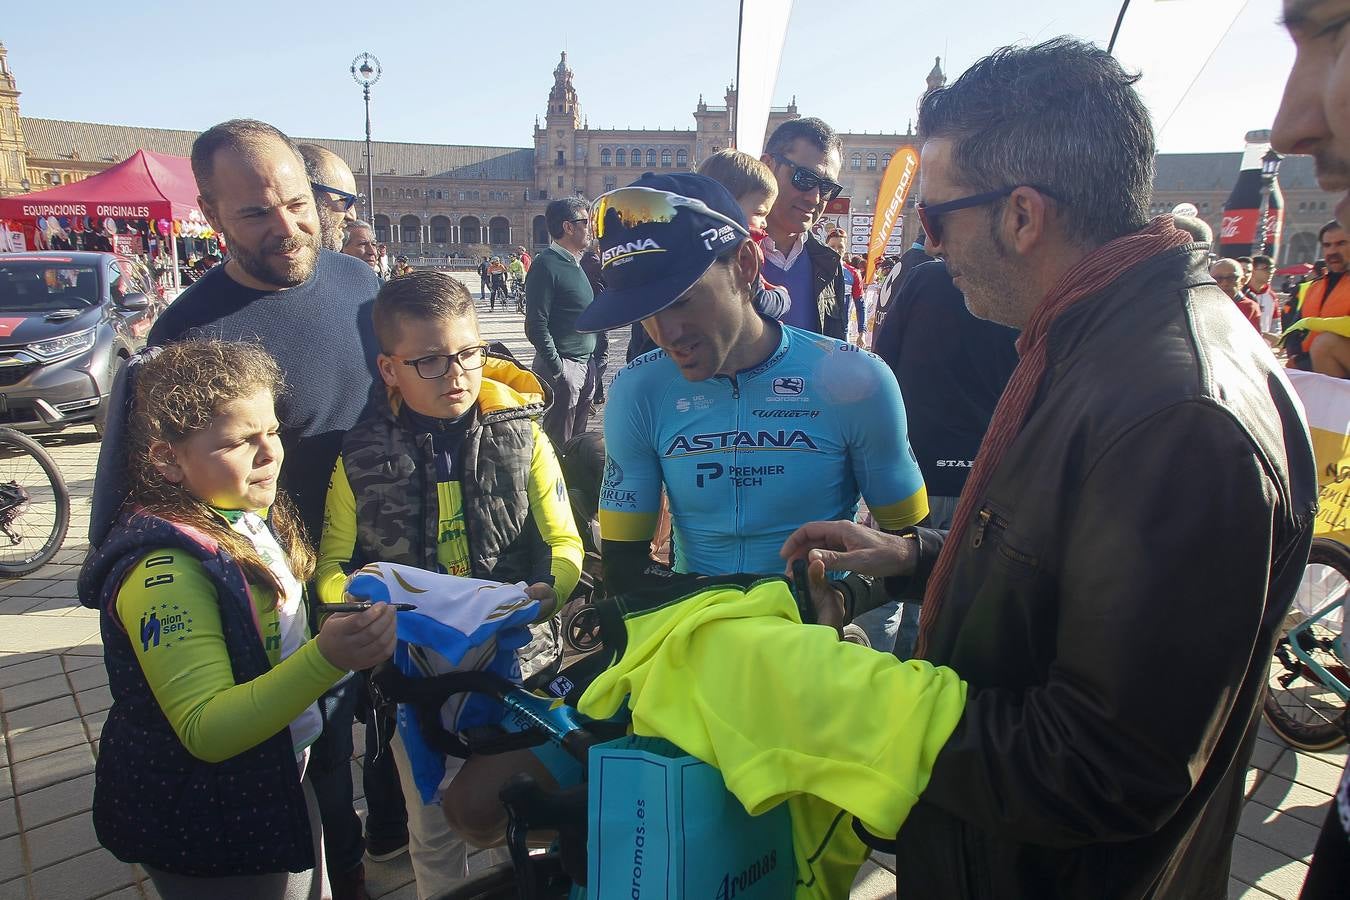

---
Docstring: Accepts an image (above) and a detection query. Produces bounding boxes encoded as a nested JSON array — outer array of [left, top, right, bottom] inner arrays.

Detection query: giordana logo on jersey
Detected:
[[772, 376, 805, 396], [664, 429, 819, 455], [602, 238, 663, 267]]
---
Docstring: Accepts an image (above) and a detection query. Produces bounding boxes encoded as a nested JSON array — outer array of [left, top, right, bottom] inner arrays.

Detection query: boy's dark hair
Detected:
[[764, 116, 842, 158], [1252, 254, 1273, 269], [546, 198, 589, 239], [373, 271, 476, 353]]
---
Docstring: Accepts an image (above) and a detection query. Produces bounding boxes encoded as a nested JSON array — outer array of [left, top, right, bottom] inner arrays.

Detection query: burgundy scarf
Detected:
[[913, 216, 1193, 657]]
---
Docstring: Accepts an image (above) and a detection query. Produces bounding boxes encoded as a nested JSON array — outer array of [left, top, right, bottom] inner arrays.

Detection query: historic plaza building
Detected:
[[0, 41, 1338, 265]]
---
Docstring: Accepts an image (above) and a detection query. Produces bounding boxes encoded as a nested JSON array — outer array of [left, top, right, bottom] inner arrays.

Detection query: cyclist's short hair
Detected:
[[373, 271, 477, 353], [696, 150, 777, 203], [763, 116, 842, 158]]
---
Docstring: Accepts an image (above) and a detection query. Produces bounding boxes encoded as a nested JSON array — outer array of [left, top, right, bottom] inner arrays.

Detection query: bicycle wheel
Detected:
[[562, 601, 603, 654], [433, 855, 570, 900], [0, 428, 70, 578], [1263, 538, 1350, 750]]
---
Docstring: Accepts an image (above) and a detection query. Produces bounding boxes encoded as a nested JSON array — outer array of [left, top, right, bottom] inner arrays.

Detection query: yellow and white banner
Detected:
[[864, 148, 919, 285], [1287, 369, 1350, 544]]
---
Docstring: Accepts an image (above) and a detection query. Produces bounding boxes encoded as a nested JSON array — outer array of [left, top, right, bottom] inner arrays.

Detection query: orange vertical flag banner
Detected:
[[864, 148, 919, 284]]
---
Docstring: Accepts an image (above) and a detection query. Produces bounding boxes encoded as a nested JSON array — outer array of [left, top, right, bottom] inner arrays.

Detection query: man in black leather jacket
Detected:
[[784, 38, 1317, 899]]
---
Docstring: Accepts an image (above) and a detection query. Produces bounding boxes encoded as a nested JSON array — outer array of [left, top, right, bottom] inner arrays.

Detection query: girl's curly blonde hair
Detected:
[[127, 339, 315, 591]]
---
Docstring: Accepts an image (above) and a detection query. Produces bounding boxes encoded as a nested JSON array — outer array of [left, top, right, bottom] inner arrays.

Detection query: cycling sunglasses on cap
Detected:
[[917, 184, 1061, 245], [311, 182, 364, 212], [591, 186, 749, 244], [769, 153, 844, 203]]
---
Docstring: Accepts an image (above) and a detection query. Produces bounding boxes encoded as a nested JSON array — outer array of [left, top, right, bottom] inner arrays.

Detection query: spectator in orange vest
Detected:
[[1295, 221, 1350, 376]]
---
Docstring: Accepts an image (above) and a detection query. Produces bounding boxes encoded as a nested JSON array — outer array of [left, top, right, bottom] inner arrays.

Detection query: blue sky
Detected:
[[3, 0, 1291, 154]]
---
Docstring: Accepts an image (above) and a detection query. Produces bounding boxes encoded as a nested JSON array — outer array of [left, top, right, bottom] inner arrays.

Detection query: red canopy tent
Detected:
[[0, 149, 200, 222], [0, 149, 202, 289]]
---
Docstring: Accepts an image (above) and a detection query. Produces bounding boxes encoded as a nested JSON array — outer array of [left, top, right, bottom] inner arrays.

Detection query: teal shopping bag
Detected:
[[587, 736, 794, 900]]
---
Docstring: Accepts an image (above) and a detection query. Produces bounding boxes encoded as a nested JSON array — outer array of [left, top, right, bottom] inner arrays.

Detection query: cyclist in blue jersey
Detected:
[[574, 173, 929, 627]]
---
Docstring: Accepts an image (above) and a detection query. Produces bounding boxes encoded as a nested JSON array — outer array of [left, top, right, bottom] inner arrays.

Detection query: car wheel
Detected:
[[94, 355, 128, 439]]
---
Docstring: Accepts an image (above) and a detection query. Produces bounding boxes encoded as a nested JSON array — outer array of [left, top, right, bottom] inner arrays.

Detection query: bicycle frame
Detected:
[[1281, 595, 1349, 702]]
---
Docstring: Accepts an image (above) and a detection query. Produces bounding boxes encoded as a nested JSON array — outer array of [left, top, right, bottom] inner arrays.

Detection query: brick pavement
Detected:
[[0, 284, 1344, 898]]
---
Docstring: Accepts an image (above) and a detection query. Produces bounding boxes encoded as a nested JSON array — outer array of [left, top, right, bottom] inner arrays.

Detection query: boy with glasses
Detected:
[[316, 271, 584, 896]]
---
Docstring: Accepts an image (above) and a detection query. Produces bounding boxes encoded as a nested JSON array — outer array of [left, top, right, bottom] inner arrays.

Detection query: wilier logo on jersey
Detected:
[[665, 429, 819, 455], [772, 376, 805, 396]]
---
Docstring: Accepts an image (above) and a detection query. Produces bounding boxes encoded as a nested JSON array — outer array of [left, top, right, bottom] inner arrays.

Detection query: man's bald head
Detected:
[[1210, 258, 1246, 299], [298, 143, 360, 251], [189, 119, 321, 291], [191, 119, 305, 204]]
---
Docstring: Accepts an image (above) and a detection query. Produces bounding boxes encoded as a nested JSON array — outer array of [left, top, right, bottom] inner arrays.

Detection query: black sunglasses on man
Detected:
[[311, 181, 363, 212], [769, 153, 844, 203]]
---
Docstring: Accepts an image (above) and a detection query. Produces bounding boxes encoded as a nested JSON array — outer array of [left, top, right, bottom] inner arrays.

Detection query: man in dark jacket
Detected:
[[783, 38, 1316, 899], [759, 117, 848, 339], [858, 257, 1017, 655]]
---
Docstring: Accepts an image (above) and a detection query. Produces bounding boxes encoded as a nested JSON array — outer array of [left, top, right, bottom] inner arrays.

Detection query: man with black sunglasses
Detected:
[[299, 143, 361, 252], [784, 38, 1315, 899], [759, 117, 849, 339]]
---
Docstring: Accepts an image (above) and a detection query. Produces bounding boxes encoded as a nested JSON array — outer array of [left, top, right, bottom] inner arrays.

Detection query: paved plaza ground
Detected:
[[0, 276, 1345, 898]]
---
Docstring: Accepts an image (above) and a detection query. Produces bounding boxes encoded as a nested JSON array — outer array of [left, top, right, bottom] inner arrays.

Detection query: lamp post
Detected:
[[351, 52, 382, 236], [1257, 148, 1283, 260]]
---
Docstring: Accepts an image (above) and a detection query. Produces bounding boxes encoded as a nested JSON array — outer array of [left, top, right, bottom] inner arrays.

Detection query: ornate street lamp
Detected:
[[1257, 148, 1283, 259], [351, 52, 382, 234]]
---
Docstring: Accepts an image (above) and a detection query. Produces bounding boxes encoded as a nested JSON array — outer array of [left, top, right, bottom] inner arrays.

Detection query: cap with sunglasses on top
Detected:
[[574, 173, 750, 333]]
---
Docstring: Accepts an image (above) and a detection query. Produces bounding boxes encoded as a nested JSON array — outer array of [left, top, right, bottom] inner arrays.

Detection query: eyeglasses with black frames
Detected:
[[398, 344, 490, 379]]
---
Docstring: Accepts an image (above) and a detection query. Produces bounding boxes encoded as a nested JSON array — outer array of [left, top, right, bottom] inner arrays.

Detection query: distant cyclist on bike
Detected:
[[575, 173, 929, 624]]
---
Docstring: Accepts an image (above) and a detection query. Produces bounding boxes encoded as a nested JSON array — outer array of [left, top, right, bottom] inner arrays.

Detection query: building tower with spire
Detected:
[[0, 43, 29, 197], [926, 56, 946, 94], [534, 52, 585, 201]]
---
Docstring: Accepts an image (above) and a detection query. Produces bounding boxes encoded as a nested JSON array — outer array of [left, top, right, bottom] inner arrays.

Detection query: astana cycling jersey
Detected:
[[600, 324, 928, 575]]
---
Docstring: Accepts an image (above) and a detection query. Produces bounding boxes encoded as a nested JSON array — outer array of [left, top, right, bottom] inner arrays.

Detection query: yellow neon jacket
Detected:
[[116, 549, 344, 763], [579, 577, 967, 899]]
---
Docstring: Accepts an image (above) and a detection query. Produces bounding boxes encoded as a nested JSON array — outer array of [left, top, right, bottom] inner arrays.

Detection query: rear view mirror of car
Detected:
[[117, 292, 150, 310]]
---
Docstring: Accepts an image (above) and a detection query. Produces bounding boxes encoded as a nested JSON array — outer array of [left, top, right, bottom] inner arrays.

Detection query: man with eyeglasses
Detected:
[[1210, 257, 1261, 330], [782, 38, 1315, 899], [577, 172, 928, 610], [525, 197, 598, 446], [129, 119, 386, 900], [759, 117, 849, 339], [299, 143, 362, 252]]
